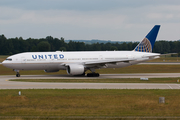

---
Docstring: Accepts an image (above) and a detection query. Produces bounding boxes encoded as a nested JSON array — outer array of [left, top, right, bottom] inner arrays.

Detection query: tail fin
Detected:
[[134, 25, 160, 52]]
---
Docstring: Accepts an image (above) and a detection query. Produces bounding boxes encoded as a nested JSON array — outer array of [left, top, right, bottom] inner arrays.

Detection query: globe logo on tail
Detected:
[[134, 38, 152, 52]]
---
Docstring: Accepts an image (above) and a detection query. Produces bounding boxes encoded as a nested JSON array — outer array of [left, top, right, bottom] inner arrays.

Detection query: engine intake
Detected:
[[67, 64, 84, 75]]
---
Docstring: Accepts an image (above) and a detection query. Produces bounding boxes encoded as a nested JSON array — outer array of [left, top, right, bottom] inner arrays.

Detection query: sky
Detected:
[[0, 0, 180, 41]]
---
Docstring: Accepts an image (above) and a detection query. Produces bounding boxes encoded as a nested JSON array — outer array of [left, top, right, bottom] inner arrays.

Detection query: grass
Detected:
[[96, 65, 180, 73], [148, 56, 180, 62], [0, 89, 180, 118], [10, 78, 180, 83]]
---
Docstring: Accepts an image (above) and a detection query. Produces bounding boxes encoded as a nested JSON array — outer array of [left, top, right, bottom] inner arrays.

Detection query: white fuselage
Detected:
[[2, 51, 159, 72], [1, 25, 161, 76]]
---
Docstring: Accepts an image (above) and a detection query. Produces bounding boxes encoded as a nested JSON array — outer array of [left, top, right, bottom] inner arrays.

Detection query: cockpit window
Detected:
[[6, 58, 12, 61]]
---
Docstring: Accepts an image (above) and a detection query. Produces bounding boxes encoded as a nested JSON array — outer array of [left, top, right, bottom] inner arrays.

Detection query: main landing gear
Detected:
[[87, 73, 99, 77], [14, 69, 20, 77], [87, 68, 100, 77]]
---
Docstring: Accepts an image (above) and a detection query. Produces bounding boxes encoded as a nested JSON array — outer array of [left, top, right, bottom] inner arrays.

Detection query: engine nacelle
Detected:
[[66, 64, 84, 75], [44, 69, 59, 73]]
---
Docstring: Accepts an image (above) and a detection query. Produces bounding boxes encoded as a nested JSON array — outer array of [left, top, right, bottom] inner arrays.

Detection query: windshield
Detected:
[[5, 58, 12, 61]]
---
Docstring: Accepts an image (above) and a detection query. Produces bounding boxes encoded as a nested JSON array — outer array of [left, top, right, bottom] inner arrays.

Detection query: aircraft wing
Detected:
[[84, 58, 136, 65], [61, 58, 135, 67]]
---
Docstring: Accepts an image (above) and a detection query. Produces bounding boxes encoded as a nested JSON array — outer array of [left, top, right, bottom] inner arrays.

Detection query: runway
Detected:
[[0, 73, 180, 89]]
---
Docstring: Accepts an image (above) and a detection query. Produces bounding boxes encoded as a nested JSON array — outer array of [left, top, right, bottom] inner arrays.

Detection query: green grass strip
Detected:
[[0, 89, 180, 117], [10, 78, 180, 83]]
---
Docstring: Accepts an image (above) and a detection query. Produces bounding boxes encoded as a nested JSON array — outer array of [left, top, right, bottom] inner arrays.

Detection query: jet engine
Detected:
[[44, 69, 59, 72], [66, 64, 84, 75]]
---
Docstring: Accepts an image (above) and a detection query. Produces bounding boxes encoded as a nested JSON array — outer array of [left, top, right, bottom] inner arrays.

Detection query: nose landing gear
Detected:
[[14, 69, 20, 77], [16, 73, 20, 77]]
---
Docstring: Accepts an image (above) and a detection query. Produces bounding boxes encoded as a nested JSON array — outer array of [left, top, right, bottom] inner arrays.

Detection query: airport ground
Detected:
[[1, 56, 180, 119], [0, 89, 180, 119]]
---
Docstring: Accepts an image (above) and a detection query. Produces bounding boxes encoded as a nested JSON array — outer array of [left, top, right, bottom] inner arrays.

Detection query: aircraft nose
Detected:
[[2, 60, 6, 65], [2, 60, 10, 68], [2, 60, 8, 65]]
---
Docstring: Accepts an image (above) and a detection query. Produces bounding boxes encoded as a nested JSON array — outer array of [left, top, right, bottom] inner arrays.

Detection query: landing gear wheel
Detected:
[[87, 73, 99, 77], [16, 73, 20, 77]]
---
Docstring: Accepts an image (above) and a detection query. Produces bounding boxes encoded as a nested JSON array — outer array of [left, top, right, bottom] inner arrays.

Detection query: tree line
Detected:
[[0, 34, 180, 56]]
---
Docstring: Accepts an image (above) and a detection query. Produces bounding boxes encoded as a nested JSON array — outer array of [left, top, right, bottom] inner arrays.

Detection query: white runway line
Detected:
[[176, 84, 180, 88], [167, 84, 173, 89]]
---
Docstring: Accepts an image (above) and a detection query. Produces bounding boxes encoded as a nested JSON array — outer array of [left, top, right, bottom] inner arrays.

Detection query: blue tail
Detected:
[[134, 25, 160, 52]]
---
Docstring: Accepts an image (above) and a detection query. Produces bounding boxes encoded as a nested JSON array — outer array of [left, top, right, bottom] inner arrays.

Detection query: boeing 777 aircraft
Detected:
[[2, 25, 160, 77]]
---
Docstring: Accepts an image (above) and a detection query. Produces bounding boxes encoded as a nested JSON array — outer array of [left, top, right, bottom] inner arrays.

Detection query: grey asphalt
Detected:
[[0, 73, 180, 89]]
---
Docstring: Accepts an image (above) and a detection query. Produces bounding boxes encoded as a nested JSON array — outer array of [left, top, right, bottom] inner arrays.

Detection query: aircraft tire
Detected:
[[16, 74, 20, 77], [87, 73, 99, 77]]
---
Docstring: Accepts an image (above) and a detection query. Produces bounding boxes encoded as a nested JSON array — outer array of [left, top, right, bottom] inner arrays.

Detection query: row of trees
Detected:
[[0, 34, 180, 55]]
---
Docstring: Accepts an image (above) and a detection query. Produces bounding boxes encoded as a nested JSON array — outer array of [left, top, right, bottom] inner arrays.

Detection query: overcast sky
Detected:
[[1, 0, 180, 41]]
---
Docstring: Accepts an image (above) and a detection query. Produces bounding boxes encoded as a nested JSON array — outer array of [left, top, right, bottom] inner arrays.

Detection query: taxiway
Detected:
[[0, 73, 180, 89]]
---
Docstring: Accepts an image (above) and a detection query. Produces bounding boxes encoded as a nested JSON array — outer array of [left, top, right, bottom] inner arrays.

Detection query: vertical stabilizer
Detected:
[[134, 25, 160, 52]]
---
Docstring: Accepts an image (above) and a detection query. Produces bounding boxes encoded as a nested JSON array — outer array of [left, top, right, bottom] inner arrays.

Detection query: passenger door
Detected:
[[21, 57, 26, 63]]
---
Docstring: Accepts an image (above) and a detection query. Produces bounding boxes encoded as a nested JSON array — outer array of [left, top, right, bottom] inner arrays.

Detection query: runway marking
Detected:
[[167, 84, 173, 89], [176, 84, 180, 88]]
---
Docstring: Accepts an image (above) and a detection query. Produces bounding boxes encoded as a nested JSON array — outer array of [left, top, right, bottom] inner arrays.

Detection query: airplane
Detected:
[[2, 25, 160, 77]]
